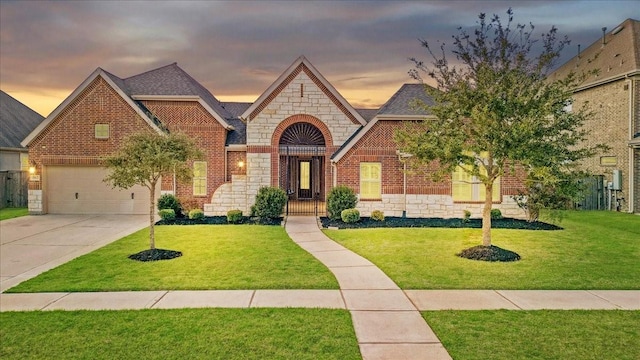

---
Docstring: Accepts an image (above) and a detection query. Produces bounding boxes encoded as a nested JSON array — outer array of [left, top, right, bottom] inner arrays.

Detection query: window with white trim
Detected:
[[193, 161, 207, 196], [360, 162, 381, 199]]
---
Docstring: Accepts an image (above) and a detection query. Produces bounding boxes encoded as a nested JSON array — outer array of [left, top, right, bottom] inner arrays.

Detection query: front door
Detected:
[[298, 160, 312, 199]]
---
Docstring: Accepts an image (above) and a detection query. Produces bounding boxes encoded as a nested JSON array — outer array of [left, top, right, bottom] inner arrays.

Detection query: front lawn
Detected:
[[423, 310, 640, 360], [324, 211, 640, 289], [0, 308, 360, 360], [8, 225, 339, 292], [0, 207, 28, 221]]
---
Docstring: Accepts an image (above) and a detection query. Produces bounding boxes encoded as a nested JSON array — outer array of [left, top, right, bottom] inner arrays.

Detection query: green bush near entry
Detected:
[[327, 186, 357, 220], [253, 187, 287, 219], [189, 209, 204, 220], [341, 208, 360, 223]]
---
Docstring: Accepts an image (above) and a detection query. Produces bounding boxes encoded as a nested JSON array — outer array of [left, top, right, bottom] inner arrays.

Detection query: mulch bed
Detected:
[[319, 216, 562, 230], [457, 245, 521, 262], [156, 216, 283, 226], [128, 248, 183, 262]]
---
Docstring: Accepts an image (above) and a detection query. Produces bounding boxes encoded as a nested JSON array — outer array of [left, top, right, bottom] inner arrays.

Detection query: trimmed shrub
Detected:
[[327, 185, 357, 220], [253, 187, 287, 219], [341, 208, 360, 223], [157, 194, 182, 217], [180, 198, 200, 214], [159, 209, 176, 221], [371, 210, 385, 222], [490, 208, 503, 220], [227, 209, 243, 224], [462, 210, 472, 223], [189, 209, 204, 220]]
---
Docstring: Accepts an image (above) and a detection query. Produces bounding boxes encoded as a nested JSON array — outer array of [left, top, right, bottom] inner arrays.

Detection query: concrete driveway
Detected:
[[0, 214, 149, 292]]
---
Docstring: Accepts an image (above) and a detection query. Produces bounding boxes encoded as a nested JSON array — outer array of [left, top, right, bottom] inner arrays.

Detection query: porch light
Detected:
[[29, 164, 36, 174], [237, 160, 244, 169]]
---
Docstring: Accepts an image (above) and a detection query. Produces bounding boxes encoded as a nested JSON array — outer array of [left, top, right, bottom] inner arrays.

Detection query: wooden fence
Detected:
[[0, 171, 28, 208], [576, 175, 606, 210]]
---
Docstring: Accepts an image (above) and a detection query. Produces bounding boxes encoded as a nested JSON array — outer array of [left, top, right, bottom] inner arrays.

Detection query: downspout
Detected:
[[403, 161, 407, 218], [628, 77, 635, 213]]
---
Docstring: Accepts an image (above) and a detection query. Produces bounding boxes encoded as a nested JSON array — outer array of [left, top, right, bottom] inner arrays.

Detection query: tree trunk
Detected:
[[482, 181, 493, 247], [149, 182, 156, 250]]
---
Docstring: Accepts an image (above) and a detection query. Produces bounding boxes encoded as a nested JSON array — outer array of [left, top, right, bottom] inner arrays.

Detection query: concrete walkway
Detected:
[[1, 215, 639, 359], [285, 216, 452, 360]]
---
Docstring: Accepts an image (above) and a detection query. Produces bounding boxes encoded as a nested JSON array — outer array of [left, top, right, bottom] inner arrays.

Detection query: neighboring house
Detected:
[[0, 90, 44, 208], [0, 91, 43, 171], [550, 18, 639, 213], [22, 56, 525, 217]]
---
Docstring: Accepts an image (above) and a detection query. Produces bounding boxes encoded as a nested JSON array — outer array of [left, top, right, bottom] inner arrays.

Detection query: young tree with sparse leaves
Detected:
[[104, 131, 203, 250], [395, 9, 604, 248]]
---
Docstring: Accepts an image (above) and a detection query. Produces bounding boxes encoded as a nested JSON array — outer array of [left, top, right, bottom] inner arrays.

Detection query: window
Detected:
[[360, 162, 381, 199], [193, 161, 207, 196], [20, 153, 29, 172], [300, 161, 310, 190], [95, 124, 109, 139], [600, 156, 617, 166], [452, 155, 500, 202]]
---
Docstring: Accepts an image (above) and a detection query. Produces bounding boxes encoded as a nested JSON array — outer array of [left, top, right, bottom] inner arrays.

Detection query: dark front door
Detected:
[[298, 160, 312, 199]]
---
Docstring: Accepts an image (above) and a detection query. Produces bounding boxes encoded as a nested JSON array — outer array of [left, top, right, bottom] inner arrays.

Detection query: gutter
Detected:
[[573, 70, 640, 93]]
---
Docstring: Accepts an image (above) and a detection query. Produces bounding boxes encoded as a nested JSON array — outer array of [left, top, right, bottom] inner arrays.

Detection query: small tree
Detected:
[[104, 131, 203, 250], [395, 9, 604, 248]]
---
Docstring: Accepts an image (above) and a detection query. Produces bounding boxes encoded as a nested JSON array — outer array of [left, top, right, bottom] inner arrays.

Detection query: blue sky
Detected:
[[1, 0, 638, 116]]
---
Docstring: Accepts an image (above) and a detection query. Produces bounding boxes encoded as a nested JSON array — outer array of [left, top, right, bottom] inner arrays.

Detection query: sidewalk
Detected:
[[1, 216, 639, 360]]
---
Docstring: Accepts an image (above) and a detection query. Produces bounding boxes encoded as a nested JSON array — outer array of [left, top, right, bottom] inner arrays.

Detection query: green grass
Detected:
[[423, 310, 640, 360], [8, 225, 338, 292], [324, 211, 640, 289], [0, 308, 360, 360], [0, 207, 28, 221]]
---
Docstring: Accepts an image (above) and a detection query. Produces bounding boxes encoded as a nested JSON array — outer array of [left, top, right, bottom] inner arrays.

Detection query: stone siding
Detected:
[[247, 71, 360, 146], [356, 194, 525, 219]]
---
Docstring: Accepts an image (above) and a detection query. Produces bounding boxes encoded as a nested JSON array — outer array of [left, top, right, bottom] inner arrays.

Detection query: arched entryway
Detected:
[[278, 121, 326, 215]]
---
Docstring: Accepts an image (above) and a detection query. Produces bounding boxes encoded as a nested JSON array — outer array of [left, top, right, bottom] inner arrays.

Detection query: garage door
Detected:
[[46, 166, 159, 214]]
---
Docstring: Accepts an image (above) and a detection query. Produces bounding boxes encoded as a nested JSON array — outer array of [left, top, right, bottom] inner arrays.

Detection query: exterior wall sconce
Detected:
[[29, 166, 36, 174], [237, 160, 245, 169]]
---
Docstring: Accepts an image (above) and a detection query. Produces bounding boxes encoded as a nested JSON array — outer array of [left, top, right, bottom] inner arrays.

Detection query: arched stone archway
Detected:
[[273, 116, 329, 212]]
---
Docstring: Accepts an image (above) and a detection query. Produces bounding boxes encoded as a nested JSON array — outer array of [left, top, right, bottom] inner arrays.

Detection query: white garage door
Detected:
[[46, 166, 159, 214]]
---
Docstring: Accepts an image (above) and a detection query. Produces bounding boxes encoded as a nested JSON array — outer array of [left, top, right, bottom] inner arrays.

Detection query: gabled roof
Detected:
[[21, 68, 165, 147], [0, 90, 44, 150], [241, 56, 367, 126], [331, 83, 437, 163], [124, 63, 233, 129], [376, 83, 435, 117], [550, 18, 640, 89]]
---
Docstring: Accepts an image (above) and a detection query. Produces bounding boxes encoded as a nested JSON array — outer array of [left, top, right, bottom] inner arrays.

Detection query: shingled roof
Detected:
[[0, 90, 44, 150], [376, 83, 436, 116], [124, 63, 232, 119], [550, 18, 640, 88]]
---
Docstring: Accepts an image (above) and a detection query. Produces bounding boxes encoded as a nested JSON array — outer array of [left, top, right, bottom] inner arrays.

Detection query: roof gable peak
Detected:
[[241, 56, 366, 125]]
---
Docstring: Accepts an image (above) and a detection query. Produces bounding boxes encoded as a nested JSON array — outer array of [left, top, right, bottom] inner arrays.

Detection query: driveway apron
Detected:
[[285, 216, 452, 360], [0, 214, 148, 292]]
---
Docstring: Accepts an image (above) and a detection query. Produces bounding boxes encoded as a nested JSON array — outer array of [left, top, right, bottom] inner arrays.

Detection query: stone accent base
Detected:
[[206, 175, 249, 216], [356, 194, 525, 219], [28, 189, 44, 214]]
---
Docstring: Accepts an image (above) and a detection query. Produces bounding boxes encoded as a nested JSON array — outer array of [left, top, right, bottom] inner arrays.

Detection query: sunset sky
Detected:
[[1, 0, 638, 117]]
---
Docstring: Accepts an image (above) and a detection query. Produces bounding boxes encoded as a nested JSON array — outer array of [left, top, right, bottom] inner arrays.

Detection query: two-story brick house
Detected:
[[22, 56, 526, 218], [550, 18, 639, 213]]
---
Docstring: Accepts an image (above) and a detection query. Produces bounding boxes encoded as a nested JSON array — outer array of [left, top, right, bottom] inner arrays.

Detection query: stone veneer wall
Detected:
[[205, 175, 248, 216], [356, 194, 525, 219], [246, 70, 361, 146]]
